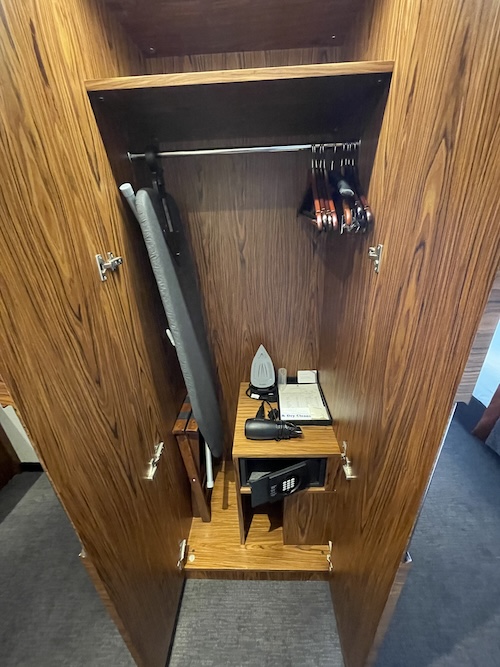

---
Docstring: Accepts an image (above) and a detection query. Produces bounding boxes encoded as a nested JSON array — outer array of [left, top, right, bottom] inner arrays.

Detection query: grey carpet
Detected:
[[454, 397, 486, 433], [170, 580, 342, 667], [2, 417, 500, 667], [0, 473, 134, 667], [0, 471, 41, 524], [376, 420, 500, 667]]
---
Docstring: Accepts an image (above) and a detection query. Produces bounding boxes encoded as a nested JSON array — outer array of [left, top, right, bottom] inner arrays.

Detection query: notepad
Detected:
[[278, 382, 331, 425]]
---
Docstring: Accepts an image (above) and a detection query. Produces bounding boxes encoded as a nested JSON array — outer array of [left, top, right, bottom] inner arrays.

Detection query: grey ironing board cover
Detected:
[[135, 188, 223, 458]]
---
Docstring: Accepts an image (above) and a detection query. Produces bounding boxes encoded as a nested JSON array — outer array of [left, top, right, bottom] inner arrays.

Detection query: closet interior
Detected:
[[86, 61, 392, 575]]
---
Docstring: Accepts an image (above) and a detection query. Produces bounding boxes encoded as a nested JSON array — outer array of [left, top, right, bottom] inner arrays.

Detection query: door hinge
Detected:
[[368, 243, 383, 274], [177, 539, 188, 571], [96, 252, 123, 281], [327, 541, 334, 572], [341, 441, 357, 480], [144, 442, 164, 480]]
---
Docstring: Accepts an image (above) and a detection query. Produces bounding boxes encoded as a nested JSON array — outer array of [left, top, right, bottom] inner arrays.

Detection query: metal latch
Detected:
[[368, 244, 383, 273], [144, 442, 164, 480], [96, 252, 123, 281], [177, 539, 188, 571], [327, 541, 334, 572], [341, 441, 357, 480]]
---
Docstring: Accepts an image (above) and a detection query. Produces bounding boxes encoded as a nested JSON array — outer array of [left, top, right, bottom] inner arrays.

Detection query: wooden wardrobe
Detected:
[[0, 2, 498, 667]]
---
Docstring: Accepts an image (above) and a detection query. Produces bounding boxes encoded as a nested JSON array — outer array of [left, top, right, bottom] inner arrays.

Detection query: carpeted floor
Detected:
[[0, 473, 340, 667], [1, 417, 500, 666], [170, 580, 341, 667], [375, 420, 500, 667], [0, 473, 134, 667]]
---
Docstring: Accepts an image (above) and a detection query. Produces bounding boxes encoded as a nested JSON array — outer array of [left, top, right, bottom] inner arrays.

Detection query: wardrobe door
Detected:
[[319, 1, 500, 666], [0, 2, 190, 666]]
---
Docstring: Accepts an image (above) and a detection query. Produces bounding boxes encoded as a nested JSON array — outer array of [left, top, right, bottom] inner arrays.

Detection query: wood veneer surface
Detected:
[[0, 2, 191, 666], [233, 384, 340, 459], [102, 0, 367, 57], [319, 1, 500, 665], [86, 61, 393, 90], [89, 71, 391, 147], [0, 377, 14, 408], [159, 149, 326, 455], [89, 64, 389, 458], [283, 492, 339, 546], [145, 47, 345, 75], [185, 463, 331, 578]]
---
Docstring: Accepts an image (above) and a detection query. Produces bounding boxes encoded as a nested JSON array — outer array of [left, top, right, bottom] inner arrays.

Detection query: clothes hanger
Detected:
[[340, 154, 364, 233], [296, 147, 323, 230], [329, 150, 354, 233], [348, 148, 374, 227], [328, 146, 345, 234], [311, 145, 325, 231], [344, 155, 367, 233], [321, 145, 337, 231], [316, 145, 330, 231]]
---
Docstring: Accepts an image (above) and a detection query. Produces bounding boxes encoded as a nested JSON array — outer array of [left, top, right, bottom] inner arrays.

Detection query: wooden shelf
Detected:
[[185, 462, 331, 579], [240, 485, 327, 495], [86, 62, 393, 147], [86, 62, 394, 92], [232, 383, 341, 459]]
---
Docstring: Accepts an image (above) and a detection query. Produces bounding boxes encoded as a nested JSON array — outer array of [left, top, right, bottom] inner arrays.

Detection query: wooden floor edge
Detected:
[[185, 569, 330, 581]]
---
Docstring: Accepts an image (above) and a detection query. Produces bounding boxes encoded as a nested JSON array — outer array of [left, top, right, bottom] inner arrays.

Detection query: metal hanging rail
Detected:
[[127, 141, 360, 161]]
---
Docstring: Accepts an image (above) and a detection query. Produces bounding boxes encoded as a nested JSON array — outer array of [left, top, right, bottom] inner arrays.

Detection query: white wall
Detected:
[[473, 320, 500, 406], [0, 406, 39, 463]]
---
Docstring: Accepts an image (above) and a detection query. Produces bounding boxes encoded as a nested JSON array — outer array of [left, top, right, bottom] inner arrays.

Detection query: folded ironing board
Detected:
[[135, 188, 223, 458]]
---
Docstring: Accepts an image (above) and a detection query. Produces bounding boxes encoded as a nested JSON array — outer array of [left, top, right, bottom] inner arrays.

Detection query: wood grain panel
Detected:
[[283, 492, 339, 545], [90, 50, 383, 460], [186, 462, 331, 578], [79, 550, 142, 666], [366, 552, 412, 666], [0, 2, 192, 666], [233, 384, 341, 459], [102, 0, 366, 57], [160, 150, 327, 454], [145, 47, 344, 75], [456, 271, 500, 402], [0, 376, 14, 408], [92, 95, 326, 458], [186, 570, 328, 581], [177, 434, 211, 522], [318, 2, 500, 665], [90, 72, 390, 149], [86, 61, 394, 90]]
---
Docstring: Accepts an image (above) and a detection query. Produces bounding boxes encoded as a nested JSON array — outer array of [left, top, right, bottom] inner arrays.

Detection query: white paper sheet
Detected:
[[278, 383, 329, 421]]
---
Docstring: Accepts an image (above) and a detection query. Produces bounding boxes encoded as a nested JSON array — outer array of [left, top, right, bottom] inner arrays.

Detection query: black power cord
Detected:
[[246, 383, 278, 403]]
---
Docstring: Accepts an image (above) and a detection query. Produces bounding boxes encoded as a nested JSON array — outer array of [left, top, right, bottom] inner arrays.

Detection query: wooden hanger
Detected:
[[321, 145, 338, 231], [311, 146, 325, 231]]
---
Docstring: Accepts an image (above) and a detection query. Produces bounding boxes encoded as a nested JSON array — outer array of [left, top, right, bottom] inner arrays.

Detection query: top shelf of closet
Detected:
[[86, 61, 393, 146]]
